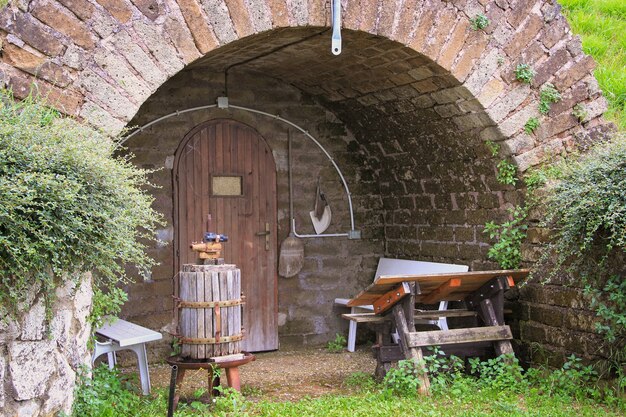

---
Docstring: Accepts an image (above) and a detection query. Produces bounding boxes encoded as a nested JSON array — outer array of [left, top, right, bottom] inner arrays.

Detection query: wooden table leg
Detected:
[[173, 368, 185, 410], [225, 367, 241, 390], [393, 302, 430, 395], [373, 322, 393, 380]]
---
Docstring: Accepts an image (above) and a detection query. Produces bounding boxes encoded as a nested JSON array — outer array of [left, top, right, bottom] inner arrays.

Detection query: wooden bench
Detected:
[[92, 318, 162, 395], [346, 269, 530, 393]]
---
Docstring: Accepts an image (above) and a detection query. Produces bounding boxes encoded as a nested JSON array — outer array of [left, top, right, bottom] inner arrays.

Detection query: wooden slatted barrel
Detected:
[[178, 264, 243, 359]]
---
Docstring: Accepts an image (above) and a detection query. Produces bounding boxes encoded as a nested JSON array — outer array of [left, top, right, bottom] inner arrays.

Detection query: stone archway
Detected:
[[0, 0, 615, 361], [0, 0, 611, 172]]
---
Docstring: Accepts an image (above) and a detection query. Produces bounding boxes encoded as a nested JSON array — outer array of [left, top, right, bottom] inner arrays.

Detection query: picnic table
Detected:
[[343, 269, 529, 393]]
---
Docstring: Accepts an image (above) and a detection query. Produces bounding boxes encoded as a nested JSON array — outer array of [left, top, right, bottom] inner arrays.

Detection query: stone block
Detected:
[[0, 10, 64, 56], [20, 297, 46, 341], [486, 83, 531, 123], [554, 55, 596, 92], [57, 0, 96, 21], [196, 0, 236, 47], [504, 13, 543, 57], [499, 104, 540, 138], [454, 226, 475, 242], [452, 32, 490, 81], [94, 49, 152, 103], [437, 18, 470, 70], [8, 340, 56, 400], [504, 132, 535, 155], [80, 101, 126, 135], [132, 0, 161, 20], [133, 21, 185, 78], [164, 15, 201, 64], [95, 0, 133, 23], [80, 69, 136, 119], [532, 48, 570, 88], [529, 305, 564, 327], [31, 0, 96, 50], [110, 30, 167, 87]]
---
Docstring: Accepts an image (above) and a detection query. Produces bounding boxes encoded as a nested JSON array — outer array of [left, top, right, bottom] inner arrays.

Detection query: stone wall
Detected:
[[0, 274, 92, 417]]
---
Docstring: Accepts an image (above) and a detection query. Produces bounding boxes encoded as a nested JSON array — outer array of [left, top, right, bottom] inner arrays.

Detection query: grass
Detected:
[[559, 0, 626, 129], [75, 357, 626, 417]]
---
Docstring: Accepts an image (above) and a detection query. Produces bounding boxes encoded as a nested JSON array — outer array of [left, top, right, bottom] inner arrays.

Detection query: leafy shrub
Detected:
[[524, 117, 540, 134], [469, 354, 527, 392], [484, 140, 500, 157], [515, 64, 535, 84], [496, 160, 518, 185], [72, 364, 141, 417], [326, 333, 347, 353], [484, 206, 528, 269], [422, 346, 465, 393], [470, 14, 490, 30], [382, 359, 423, 395], [535, 135, 626, 347], [573, 103, 589, 122], [0, 91, 162, 324], [539, 83, 562, 114]]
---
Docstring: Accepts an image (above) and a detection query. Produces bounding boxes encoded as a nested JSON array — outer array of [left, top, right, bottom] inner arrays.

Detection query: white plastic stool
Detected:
[[92, 318, 162, 395]]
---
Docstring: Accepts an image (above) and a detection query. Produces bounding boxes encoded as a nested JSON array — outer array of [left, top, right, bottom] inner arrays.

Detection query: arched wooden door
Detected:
[[174, 119, 278, 352]]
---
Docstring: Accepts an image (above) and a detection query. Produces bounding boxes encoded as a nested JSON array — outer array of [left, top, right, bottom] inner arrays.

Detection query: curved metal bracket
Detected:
[[120, 99, 361, 239]]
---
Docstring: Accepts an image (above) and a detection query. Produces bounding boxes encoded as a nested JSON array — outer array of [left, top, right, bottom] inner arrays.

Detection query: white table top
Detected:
[[96, 317, 162, 347]]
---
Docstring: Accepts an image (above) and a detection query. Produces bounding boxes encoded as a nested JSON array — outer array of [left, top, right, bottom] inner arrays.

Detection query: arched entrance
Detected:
[[174, 119, 278, 351]]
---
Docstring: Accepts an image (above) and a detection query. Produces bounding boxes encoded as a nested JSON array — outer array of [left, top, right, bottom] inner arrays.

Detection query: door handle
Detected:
[[256, 222, 270, 251]]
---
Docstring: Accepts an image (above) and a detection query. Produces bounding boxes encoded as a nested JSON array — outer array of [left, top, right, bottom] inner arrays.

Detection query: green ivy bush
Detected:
[[535, 134, 626, 349], [0, 91, 162, 325]]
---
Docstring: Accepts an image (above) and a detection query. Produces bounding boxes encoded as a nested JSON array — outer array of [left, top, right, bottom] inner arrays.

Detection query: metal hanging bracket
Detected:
[[331, 0, 342, 55]]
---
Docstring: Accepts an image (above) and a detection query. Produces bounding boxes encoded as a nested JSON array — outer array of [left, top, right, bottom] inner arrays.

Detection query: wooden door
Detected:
[[174, 119, 278, 352]]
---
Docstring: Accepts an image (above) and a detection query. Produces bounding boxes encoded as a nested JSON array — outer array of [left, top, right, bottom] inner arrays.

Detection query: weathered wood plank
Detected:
[[392, 303, 430, 394], [348, 270, 528, 307], [407, 325, 513, 348], [205, 271, 213, 357], [372, 282, 410, 314], [196, 271, 205, 359], [420, 278, 461, 304], [342, 309, 479, 323], [180, 272, 190, 357]]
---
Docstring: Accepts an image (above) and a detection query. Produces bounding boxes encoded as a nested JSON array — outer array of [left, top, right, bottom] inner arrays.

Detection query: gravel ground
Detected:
[[148, 345, 376, 402]]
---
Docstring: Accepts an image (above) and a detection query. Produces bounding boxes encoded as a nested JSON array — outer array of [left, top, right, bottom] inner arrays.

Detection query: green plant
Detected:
[[515, 63, 535, 84], [212, 386, 249, 415], [422, 346, 465, 393], [539, 83, 562, 114], [524, 117, 540, 134], [0, 91, 163, 324], [469, 354, 526, 392], [343, 371, 376, 391], [72, 364, 141, 417], [535, 135, 626, 348], [485, 140, 500, 157], [484, 206, 528, 269], [382, 359, 424, 395], [326, 333, 347, 353], [573, 102, 589, 122], [470, 14, 490, 30], [496, 160, 518, 185], [587, 275, 626, 343], [497, 56, 505, 66]]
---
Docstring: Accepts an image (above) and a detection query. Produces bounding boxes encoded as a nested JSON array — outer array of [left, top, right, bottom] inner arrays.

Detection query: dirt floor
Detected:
[[148, 345, 377, 402]]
